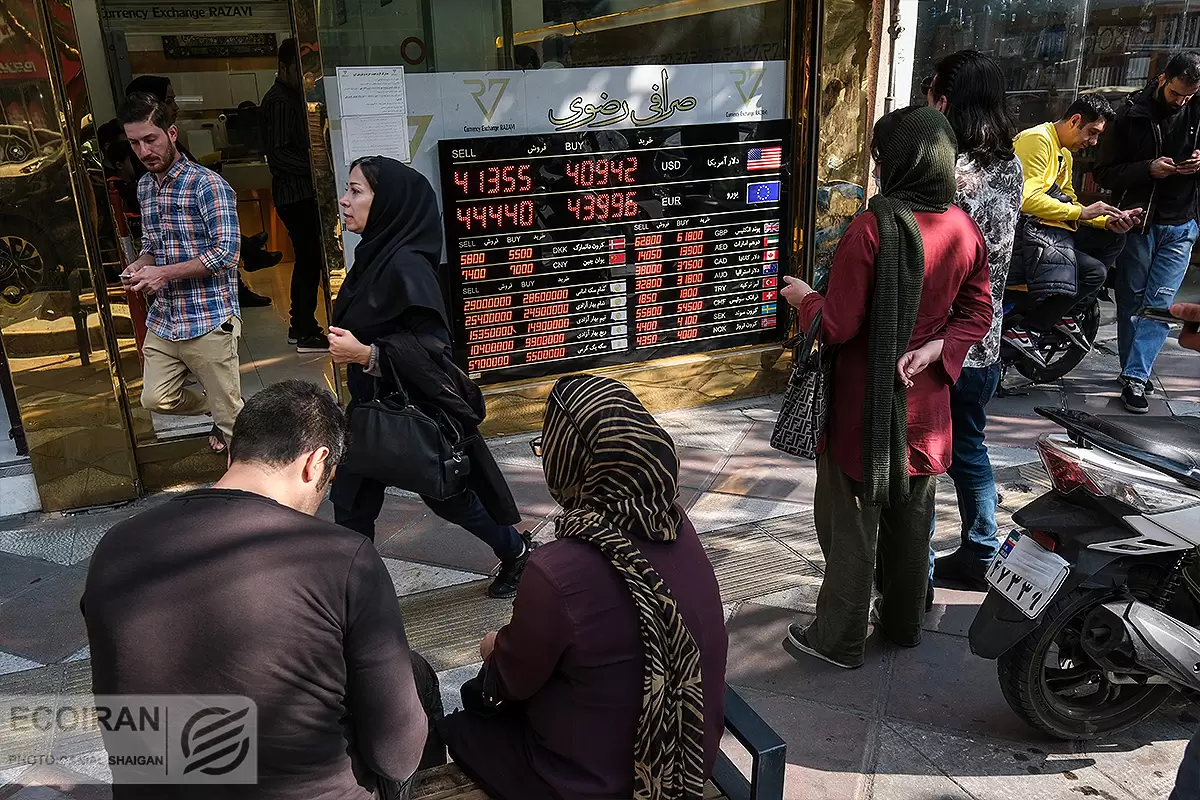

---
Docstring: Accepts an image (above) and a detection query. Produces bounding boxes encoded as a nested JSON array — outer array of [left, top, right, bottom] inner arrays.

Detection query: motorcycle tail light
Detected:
[[1038, 438, 1100, 496], [1028, 530, 1058, 552], [1038, 435, 1200, 514]]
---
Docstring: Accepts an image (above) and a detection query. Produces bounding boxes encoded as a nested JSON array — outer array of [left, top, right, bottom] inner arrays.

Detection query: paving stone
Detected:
[[0, 554, 63, 605], [0, 765, 111, 798], [376, 513, 518, 575], [687, 492, 811, 535], [398, 582, 512, 673], [0, 652, 42, 677], [676, 447, 728, 491], [725, 604, 889, 713], [435, 662, 482, 716], [500, 464, 560, 519], [1073, 710, 1193, 800], [703, 525, 821, 603], [886, 629, 1058, 744], [657, 408, 754, 452], [921, 588, 986, 639], [706, 452, 818, 504], [0, 569, 88, 664], [381, 558, 481, 597], [734, 686, 871, 800], [871, 722, 974, 799], [887, 720, 1161, 800], [0, 525, 77, 567]]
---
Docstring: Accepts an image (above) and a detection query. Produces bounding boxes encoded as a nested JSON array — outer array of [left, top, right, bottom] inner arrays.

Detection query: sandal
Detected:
[[209, 425, 227, 454]]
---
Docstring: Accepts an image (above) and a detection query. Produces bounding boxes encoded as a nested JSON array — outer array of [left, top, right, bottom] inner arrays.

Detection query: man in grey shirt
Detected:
[[83, 380, 442, 798]]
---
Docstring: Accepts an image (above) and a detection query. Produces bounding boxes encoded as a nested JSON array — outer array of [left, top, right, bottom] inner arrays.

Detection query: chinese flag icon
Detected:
[[609, 252, 627, 265]]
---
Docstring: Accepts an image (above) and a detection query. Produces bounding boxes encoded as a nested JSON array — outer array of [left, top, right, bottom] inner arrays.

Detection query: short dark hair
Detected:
[[229, 380, 347, 482], [1061, 94, 1115, 124], [514, 45, 540, 70], [1164, 52, 1200, 84], [117, 92, 171, 131], [278, 37, 299, 68], [929, 50, 1016, 168], [125, 75, 171, 103]]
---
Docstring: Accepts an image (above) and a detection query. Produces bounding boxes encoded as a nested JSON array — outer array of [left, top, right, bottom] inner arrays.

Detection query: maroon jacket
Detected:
[[799, 207, 992, 481]]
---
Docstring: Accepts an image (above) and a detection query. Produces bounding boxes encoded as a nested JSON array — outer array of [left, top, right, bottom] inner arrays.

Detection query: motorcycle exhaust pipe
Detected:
[[1082, 601, 1200, 692]]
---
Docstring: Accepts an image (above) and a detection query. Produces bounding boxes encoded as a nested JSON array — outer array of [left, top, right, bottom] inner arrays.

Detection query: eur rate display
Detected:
[[437, 120, 789, 383]]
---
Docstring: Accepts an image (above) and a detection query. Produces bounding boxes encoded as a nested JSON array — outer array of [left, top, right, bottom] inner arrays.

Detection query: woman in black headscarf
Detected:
[[327, 156, 530, 598], [438, 374, 727, 800]]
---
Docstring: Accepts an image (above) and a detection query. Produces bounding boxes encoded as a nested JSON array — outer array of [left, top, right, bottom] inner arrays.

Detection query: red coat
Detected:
[[799, 207, 993, 481]]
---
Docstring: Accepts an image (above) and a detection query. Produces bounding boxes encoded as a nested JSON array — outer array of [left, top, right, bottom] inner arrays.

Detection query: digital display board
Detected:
[[437, 120, 790, 383]]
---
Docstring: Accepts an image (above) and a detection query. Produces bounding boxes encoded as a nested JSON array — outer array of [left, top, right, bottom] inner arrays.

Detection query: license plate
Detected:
[[985, 531, 1071, 619]]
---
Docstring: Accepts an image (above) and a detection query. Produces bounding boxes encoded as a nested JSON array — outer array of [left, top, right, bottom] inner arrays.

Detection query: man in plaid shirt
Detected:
[[119, 92, 243, 453]]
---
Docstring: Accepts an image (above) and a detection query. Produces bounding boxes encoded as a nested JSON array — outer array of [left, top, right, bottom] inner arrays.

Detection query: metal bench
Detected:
[[411, 685, 786, 800]]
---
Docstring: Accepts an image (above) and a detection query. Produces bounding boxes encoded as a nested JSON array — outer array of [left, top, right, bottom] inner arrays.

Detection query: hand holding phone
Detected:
[[1138, 307, 1181, 324]]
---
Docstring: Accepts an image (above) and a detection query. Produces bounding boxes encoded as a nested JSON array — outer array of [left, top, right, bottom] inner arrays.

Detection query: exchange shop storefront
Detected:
[[0, 0, 881, 513]]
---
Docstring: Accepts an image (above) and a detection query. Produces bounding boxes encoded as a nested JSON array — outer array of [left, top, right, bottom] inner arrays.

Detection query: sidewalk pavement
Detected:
[[0, 312, 1197, 799]]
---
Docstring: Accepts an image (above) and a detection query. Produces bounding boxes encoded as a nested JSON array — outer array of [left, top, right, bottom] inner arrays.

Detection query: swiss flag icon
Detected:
[[762, 290, 778, 302]]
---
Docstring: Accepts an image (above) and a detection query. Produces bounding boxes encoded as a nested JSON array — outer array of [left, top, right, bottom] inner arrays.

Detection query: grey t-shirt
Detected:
[[955, 154, 1024, 368]]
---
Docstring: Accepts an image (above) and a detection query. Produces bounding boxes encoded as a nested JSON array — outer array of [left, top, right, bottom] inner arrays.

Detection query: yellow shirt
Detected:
[[1013, 122, 1105, 230]]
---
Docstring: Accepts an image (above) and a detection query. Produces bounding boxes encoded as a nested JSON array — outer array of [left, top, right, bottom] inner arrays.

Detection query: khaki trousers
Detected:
[[807, 452, 936, 666], [141, 317, 243, 441]]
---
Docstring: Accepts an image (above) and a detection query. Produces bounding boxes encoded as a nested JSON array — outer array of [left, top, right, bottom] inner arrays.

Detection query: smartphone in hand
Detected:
[[1138, 307, 1180, 323]]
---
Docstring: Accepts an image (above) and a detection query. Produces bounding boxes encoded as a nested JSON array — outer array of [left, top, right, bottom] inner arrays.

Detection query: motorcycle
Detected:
[[969, 407, 1200, 739], [999, 291, 1101, 388]]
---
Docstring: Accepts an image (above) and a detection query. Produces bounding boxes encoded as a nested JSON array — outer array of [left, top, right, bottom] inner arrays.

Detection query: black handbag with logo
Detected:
[[770, 310, 835, 460], [344, 360, 471, 500]]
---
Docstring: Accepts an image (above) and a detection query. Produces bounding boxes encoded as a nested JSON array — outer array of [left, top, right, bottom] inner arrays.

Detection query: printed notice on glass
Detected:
[[343, 114, 410, 163], [336, 66, 408, 117]]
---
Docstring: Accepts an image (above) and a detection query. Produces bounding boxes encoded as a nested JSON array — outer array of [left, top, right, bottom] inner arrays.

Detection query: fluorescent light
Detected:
[[499, 0, 776, 48]]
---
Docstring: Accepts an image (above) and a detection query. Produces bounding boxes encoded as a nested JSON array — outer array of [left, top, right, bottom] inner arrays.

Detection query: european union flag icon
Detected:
[[747, 181, 781, 204]]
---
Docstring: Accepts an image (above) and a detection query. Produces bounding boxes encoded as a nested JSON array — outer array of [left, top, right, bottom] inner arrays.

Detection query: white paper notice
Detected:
[[343, 114, 410, 163], [336, 66, 408, 117]]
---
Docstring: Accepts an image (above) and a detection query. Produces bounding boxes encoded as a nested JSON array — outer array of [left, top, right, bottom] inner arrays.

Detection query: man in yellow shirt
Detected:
[[1008, 95, 1140, 357]]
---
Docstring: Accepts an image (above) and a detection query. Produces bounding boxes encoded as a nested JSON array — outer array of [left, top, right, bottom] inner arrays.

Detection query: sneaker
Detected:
[[1144, 379, 1156, 395], [1002, 327, 1047, 367], [782, 623, 861, 669], [296, 334, 329, 353], [287, 327, 298, 344], [487, 533, 536, 598], [1121, 379, 1149, 414], [868, 598, 924, 646], [1052, 316, 1091, 353]]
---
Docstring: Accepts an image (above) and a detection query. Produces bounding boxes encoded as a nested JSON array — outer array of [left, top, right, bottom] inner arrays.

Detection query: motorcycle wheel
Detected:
[[1012, 299, 1101, 384], [997, 587, 1174, 740]]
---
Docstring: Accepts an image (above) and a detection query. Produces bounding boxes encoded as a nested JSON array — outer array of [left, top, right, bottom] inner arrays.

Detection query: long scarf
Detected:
[[863, 107, 958, 506], [542, 374, 705, 800]]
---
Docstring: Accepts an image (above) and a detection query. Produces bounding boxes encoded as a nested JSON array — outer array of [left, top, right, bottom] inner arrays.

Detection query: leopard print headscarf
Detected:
[[542, 374, 705, 800]]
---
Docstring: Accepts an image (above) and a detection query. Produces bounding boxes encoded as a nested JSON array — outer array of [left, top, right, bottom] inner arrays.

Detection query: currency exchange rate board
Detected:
[[437, 120, 789, 384]]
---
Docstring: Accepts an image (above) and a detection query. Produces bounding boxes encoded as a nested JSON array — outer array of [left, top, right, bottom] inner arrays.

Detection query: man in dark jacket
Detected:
[[1095, 52, 1200, 414]]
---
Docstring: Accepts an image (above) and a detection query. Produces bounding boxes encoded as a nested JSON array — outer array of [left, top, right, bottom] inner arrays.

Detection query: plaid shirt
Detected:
[[138, 157, 241, 341]]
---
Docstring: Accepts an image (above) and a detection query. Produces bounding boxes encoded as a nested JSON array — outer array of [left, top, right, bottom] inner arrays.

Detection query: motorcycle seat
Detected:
[[1084, 415, 1200, 472]]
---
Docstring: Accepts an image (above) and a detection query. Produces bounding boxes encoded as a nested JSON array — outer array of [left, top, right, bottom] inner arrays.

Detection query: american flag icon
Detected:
[[764, 221, 781, 234], [747, 146, 783, 171]]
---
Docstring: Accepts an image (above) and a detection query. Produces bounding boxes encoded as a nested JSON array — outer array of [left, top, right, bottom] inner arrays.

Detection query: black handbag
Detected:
[[344, 359, 471, 500], [770, 310, 834, 460]]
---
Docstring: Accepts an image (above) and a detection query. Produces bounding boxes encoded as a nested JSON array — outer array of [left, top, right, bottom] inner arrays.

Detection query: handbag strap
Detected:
[[371, 346, 412, 405], [784, 309, 824, 363]]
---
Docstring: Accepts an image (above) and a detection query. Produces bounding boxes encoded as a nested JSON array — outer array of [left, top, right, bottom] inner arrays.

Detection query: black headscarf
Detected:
[[862, 106, 957, 506], [543, 374, 704, 800], [331, 156, 449, 332]]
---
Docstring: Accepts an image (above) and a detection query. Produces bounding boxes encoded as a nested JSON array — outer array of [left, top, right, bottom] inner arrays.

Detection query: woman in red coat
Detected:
[[780, 106, 993, 669]]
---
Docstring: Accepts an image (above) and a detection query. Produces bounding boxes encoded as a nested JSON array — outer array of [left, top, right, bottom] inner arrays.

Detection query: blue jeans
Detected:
[[929, 363, 1002, 580], [1117, 220, 1199, 382]]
